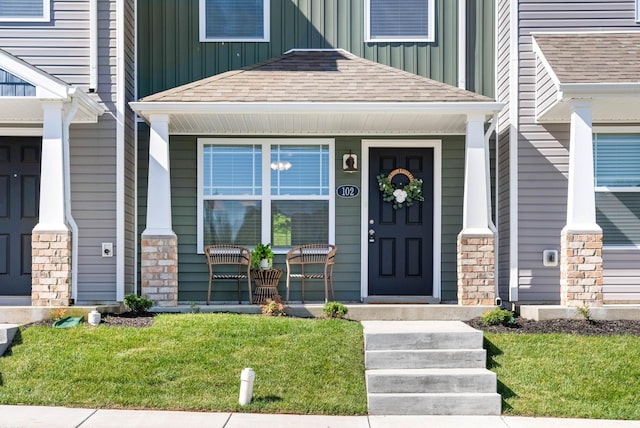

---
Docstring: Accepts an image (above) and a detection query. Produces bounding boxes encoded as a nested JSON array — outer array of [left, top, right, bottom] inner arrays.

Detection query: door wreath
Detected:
[[376, 168, 424, 209]]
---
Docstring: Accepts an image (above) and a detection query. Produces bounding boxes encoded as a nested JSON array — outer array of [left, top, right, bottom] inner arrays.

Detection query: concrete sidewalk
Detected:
[[1, 406, 639, 428]]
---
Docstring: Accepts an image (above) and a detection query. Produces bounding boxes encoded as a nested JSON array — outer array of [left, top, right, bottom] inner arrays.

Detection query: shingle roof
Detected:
[[140, 49, 493, 103], [533, 33, 640, 84]]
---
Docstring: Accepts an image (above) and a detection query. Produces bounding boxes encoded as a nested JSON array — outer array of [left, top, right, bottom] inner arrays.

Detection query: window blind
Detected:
[[0, 0, 44, 18], [594, 134, 640, 187], [204, 0, 264, 40], [369, 0, 430, 39]]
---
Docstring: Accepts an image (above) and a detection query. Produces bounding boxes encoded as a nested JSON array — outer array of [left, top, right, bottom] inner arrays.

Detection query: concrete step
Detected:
[[367, 392, 502, 416], [365, 348, 487, 369], [0, 324, 19, 356], [366, 368, 496, 393], [362, 321, 483, 350]]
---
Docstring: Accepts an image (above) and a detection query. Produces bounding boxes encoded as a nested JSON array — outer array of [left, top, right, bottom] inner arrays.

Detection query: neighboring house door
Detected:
[[0, 137, 40, 295], [368, 148, 434, 295]]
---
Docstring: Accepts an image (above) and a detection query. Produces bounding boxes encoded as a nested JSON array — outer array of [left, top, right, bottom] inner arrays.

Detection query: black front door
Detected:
[[0, 137, 40, 295], [368, 148, 433, 295]]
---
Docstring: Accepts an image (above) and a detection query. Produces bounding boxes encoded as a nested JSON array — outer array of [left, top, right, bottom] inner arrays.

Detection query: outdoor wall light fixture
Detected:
[[343, 151, 358, 173]]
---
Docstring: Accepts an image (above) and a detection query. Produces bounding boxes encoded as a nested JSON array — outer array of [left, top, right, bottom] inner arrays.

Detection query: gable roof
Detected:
[[533, 33, 640, 84], [0, 48, 104, 125], [532, 32, 640, 123], [141, 49, 493, 103], [132, 49, 501, 135]]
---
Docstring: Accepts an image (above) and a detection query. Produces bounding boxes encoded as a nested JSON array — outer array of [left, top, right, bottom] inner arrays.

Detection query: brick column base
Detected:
[[560, 229, 603, 307], [457, 232, 496, 306], [32, 230, 72, 306], [141, 234, 178, 307]]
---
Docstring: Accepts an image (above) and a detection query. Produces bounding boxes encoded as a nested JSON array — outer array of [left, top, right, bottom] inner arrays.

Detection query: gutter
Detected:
[[458, 0, 466, 89]]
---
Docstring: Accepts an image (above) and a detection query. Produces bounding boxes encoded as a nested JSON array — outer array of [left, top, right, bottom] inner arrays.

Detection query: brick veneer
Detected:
[[457, 232, 496, 306], [32, 230, 72, 306], [560, 229, 603, 307], [141, 234, 178, 307]]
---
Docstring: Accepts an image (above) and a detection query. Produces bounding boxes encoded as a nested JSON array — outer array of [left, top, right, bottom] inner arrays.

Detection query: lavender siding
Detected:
[[498, 0, 640, 303]]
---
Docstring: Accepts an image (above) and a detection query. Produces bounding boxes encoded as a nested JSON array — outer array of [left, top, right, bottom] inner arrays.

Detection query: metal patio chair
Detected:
[[204, 244, 252, 304], [285, 244, 337, 303]]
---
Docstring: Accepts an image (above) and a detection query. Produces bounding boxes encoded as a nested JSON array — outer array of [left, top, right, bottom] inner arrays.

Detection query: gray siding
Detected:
[[497, 129, 510, 302], [0, 0, 136, 302], [504, 0, 640, 303], [496, 0, 510, 132], [535, 57, 557, 119], [603, 250, 640, 303], [137, 130, 465, 303]]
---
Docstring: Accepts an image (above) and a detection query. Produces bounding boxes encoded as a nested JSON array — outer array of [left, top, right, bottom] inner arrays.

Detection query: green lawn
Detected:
[[0, 314, 367, 415], [2, 314, 640, 419], [485, 333, 640, 420]]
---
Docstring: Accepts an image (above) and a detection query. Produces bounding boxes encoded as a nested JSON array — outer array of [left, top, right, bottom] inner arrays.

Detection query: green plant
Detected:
[[322, 301, 348, 319], [261, 297, 286, 316], [124, 294, 153, 314], [481, 308, 515, 326], [577, 305, 593, 323], [251, 243, 274, 269], [376, 172, 424, 209], [188, 301, 201, 314], [50, 308, 68, 321]]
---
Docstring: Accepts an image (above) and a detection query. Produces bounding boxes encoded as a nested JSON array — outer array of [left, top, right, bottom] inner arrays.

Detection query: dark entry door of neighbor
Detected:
[[0, 137, 40, 295], [368, 148, 433, 296]]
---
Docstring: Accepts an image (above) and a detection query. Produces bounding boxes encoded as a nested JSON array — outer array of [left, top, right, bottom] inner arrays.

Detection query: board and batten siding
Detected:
[[503, 0, 640, 303], [137, 130, 466, 303], [0, 0, 137, 303], [137, 0, 495, 99]]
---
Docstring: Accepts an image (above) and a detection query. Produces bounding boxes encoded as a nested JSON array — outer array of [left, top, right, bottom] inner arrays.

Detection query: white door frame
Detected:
[[360, 139, 442, 301]]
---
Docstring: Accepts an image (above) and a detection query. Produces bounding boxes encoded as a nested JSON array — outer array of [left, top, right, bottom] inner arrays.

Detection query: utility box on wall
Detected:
[[542, 249, 558, 267]]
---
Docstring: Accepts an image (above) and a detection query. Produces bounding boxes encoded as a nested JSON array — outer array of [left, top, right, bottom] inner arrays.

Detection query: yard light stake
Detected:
[[239, 368, 255, 406]]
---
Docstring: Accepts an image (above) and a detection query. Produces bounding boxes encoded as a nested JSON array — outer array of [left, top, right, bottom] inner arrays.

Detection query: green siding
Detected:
[[137, 127, 466, 302], [137, 0, 495, 98]]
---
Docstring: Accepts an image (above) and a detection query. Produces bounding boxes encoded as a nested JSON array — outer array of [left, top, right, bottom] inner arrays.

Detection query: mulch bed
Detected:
[[465, 317, 640, 336], [24, 312, 156, 328]]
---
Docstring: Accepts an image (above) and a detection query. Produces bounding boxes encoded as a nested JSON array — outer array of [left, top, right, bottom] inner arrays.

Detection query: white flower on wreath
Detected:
[[393, 189, 407, 204]]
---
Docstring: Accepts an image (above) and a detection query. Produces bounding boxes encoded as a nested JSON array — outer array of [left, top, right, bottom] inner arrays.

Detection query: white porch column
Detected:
[[144, 114, 173, 235], [561, 100, 603, 307], [141, 114, 178, 307], [35, 101, 66, 231], [32, 101, 72, 306], [457, 113, 496, 306]]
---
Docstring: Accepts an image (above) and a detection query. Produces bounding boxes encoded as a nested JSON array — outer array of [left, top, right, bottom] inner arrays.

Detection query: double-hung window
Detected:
[[198, 139, 334, 253], [365, 0, 435, 42], [199, 0, 270, 42], [593, 133, 640, 247], [0, 0, 49, 22]]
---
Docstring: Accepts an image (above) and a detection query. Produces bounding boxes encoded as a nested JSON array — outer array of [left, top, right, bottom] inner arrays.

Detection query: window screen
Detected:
[[367, 0, 434, 41], [201, 0, 268, 42], [0, 0, 47, 21]]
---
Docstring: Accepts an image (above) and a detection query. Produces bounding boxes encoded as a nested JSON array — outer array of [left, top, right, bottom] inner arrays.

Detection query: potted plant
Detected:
[[251, 243, 274, 270]]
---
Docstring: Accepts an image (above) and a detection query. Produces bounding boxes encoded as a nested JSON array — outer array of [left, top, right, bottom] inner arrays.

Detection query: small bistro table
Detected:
[[250, 268, 283, 304]]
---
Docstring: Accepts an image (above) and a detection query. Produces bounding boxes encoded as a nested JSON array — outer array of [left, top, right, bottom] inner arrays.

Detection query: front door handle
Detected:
[[368, 229, 375, 243]]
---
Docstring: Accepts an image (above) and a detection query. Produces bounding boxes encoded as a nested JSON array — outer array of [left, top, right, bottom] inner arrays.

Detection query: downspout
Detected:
[[63, 96, 80, 302], [116, 0, 125, 302], [508, 0, 520, 304], [485, 114, 501, 305], [89, 0, 98, 92], [458, 0, 466, 89]]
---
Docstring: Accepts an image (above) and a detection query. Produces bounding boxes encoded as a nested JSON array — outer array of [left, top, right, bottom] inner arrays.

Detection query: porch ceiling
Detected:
[[533, 33, 640, 123], [131, 49, 502, 135]]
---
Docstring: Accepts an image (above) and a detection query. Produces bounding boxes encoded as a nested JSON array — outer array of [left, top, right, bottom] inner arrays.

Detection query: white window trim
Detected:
[[593, 129, 640, 249], [0, 0, 50, 22], [198, 0, 270, 42], [364, 0, 435, 43], [197, 138, 335, 254]]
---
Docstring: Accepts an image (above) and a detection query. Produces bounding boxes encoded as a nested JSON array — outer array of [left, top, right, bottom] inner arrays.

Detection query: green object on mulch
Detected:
[[52, 316, 83, 328]]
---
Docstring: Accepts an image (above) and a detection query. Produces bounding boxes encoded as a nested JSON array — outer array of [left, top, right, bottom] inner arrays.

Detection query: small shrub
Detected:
[[577, 305, 594, 323], [188, 301, 201, 314], [261, 297, 286, 317], [322, 301, 348, 319], [481, 308, 515, 326], [50, 308, 68, 321], [124, 294, 153, 314]]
